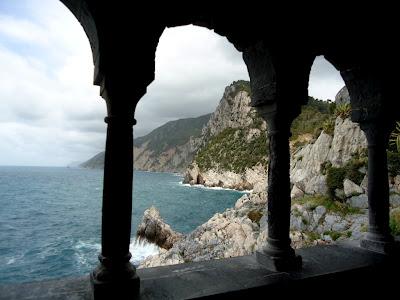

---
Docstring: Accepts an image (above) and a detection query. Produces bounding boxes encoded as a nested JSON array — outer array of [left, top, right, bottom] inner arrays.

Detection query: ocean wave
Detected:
[[73, 238, 159, 267], [129, 238, 159, 265], [5, 254, 24, 265], [179, 181, 252, 193]]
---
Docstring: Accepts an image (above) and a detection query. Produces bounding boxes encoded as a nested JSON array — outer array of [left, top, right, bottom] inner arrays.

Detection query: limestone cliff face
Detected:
[[133, 135, 203, 173], [290, 116, 367, 195], [183, 81, 268, 190]]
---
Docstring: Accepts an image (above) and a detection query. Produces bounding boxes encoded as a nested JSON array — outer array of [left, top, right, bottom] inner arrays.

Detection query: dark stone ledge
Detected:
[[1, 239, 399, 299]]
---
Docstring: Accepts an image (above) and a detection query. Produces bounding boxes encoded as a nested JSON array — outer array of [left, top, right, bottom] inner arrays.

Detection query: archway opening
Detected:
[[289, 55, 371, 247], [0, 0, 105, 283], [132, 25, 265, 268]]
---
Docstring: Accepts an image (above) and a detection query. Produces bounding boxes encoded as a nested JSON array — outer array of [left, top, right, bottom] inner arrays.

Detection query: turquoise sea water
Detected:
[[0, 166, 244, 283]]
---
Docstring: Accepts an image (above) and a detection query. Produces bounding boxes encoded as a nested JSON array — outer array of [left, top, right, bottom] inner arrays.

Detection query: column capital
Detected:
[[104, 115, 137, 126], [359, 120, 394, 148]]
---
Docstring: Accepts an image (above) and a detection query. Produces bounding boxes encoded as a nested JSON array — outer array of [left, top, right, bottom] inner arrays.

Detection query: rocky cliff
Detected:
[[184, 81, 335, 190], [81, 114, 210, 172], [183, 81, 268, 189], [136, 85, 400, 269]]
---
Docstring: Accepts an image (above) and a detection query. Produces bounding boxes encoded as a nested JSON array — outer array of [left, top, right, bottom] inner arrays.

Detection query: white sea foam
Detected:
[[130, 238, 159, 265], [73, 238, 159, 267], [179, 181, 251, 193], [5, 254, 24, 265]]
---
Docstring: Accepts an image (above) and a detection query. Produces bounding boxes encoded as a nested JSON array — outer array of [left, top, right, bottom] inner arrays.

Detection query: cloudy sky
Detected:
[[0, 0, 344, 166]]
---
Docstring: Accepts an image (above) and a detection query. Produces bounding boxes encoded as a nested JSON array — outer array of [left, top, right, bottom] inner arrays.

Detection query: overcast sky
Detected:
[[0, 0, 344, 166]]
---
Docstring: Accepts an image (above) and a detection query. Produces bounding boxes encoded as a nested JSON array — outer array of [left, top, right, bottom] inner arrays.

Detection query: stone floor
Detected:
[[1, 240, 399, 299]]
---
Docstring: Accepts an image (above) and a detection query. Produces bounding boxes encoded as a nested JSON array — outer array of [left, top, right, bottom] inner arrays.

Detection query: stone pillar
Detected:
[[242, 41, 313, 271], [360, 121, 395, 254], [257, 109, 302, 271], [90, 113, 139, 299]]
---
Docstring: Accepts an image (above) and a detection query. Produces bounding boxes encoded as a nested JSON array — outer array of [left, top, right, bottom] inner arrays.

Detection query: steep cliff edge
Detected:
[[184, 81, 335, 190]]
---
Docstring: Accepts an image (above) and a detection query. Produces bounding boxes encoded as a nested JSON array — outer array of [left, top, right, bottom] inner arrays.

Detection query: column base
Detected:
[[360, 232, 397, 255], [90, 262, 140, 300], [256, 239, 302, 271]]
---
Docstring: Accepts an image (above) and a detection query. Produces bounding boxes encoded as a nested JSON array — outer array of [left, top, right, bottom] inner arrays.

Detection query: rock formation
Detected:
[[138, 185, 400, 269], [290, 116, 367, 195], [183, 81, 268, 190], [136, 206, 183, 250]]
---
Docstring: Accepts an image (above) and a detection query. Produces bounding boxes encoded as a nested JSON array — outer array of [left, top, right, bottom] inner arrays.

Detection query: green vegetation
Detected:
[[334, 103, 351, 119], [135, 114, 211, 156], [227, 80, 251, 101], [323, 230, 343, 241], [386, 122, 400, 177], [322, 117, 335, 136], [390, 121, 400, 153], [293, 195, 361, 216], [306, 231, 321, 242], [291, 97, 335, 140], [247, 209, 263, 225], [388, 150, 400, 177], [195, 127, 268, 173], [323, 152, 368, 199], [390, 209, 400, 236]]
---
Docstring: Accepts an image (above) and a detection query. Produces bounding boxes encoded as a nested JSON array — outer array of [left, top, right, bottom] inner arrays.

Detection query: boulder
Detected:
[[137, 206, 184, 250], [347, 194, 368, 209], [291, 185, 304, 199], [343, 179, 364, 197], [183, 162, 200, 185], [390, 193, 400, 208]]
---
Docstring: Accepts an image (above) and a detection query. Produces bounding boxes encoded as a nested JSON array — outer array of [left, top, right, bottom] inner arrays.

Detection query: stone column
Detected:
[[90, 113, 139, 299], [257, 109, 302, 271], [360, 121, 395, 254]]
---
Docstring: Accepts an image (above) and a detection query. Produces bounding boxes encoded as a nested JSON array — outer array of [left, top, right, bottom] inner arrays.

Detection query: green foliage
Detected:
[[247, 210, 263, 225], [324, 152, 367, 199], [293, 195, 361, 216], [387, 151, 400, 177], [360, 223, 368, 232], [389, 209, 400, 236], [291, 97, 335, 141], [389, 121, 400, 153], [195, 127, 268, 173], [135, 114, 211, 156], [334, 103, 351, 119], [306, 231, 321, 242], [326, 165, 346, 198], [323, 230, 343, 241], [322, 117, 335, 136], [228, 80, 251, 99]]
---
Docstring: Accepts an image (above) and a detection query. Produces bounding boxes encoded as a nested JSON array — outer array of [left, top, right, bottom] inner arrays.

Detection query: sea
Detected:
[[0, 166, 246, 283]]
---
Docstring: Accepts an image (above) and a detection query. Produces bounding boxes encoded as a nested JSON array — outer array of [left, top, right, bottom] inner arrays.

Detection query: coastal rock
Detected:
[[291, 185, 304, 199], [335, 86, 350, 104], [137, 206, 184, 250], [347, 194, 368, 209], [184, 162, 201, 185], [343, 179, 364, 197], [360, 175, 368, 193], [138, 188, 388, 269], [390, 194, 400, 208], [187, 165, 266, 191], [290, 116, 367, 195], [327, 117, 367, 167]]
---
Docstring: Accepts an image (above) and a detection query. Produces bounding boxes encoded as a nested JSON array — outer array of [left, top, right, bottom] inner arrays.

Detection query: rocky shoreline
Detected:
[[136, 185, 400, 269]]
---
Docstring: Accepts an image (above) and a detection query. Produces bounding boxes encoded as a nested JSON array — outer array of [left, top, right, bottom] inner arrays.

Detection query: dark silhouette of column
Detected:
[[360, 121, 395, 254], [90, 113, 139, 299], [257, 109, 302, 271], [242, 42, 313, 271]]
